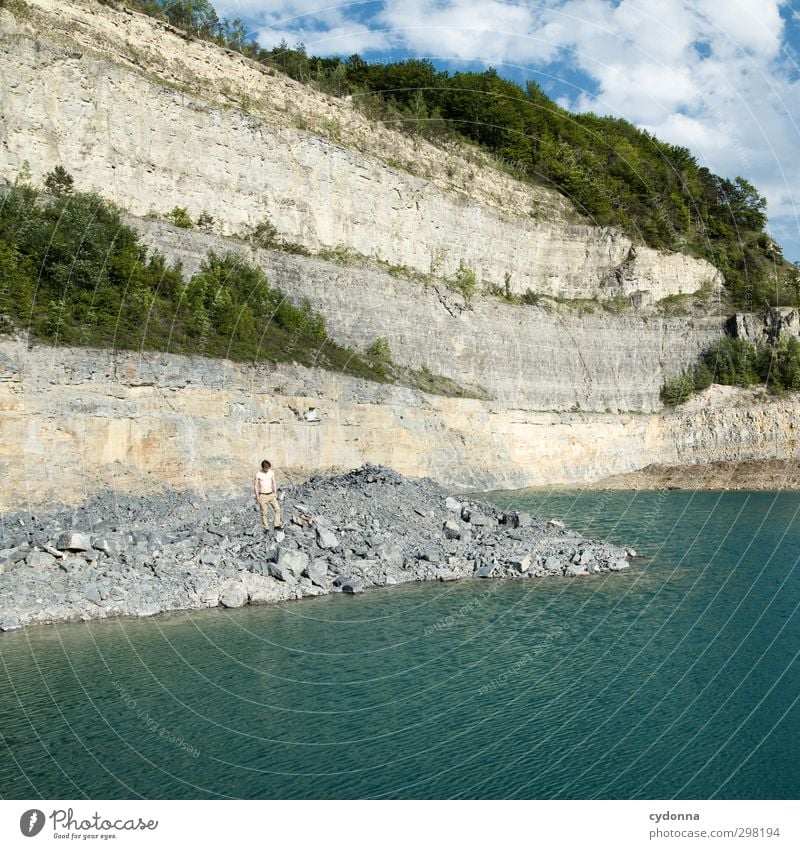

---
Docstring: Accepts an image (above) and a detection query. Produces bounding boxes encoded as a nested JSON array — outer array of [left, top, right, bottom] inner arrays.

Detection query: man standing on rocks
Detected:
[[254, 460, 282, 533]]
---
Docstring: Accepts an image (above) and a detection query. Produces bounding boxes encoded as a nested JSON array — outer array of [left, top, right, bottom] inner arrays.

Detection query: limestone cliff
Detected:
[[130, 217, 725, 414], [1, 0, 796, 508], [0, 0, 722, 303], [2, 336, 799, 511]]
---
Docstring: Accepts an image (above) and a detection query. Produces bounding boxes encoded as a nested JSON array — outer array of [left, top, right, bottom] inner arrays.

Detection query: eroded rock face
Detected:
[[729, 309, 800, 347], [3, 329, 800, 510], [0, 5, 793, 516], [122, 217, 728, 414], [0, 466, 633, 631], [0, 0, 721, 304]]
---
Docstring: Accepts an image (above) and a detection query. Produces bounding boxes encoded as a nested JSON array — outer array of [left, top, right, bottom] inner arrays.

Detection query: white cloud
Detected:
[[692, 0, 784, 59], [226, 1, 800, 258], [378, 0, 562, 64], [261, 23, 391, 54], [214, 1, 388, 51], [549, 0, 800, 251]]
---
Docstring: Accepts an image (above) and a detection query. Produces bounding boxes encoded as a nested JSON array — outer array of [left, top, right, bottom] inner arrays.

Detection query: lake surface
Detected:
[[1, 490, 798, 799]]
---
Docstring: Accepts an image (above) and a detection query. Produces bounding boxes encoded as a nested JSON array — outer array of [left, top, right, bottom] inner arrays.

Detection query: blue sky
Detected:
[[216, 1, 800, 263]]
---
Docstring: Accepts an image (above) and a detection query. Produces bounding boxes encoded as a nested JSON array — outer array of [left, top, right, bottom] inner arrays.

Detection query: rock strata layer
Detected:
[[0, 466, 632, 631], [130, 216, 726, 413], [0, 0, 722, 303], [4, 336, 800, 509]]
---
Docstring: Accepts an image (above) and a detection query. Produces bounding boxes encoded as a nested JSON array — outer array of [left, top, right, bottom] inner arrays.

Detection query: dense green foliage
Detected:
[[660, 371, 696, 407], [365, 337, 391, 364], [321, 62, 794, 305], [0, 181, 392, 380], [661, 336, 800, 405]]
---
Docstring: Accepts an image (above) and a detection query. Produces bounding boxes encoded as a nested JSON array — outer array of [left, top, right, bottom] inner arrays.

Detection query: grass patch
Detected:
[[654, 282, 717, 316], [316, 244, 367, 266], [600, 295, 629, 314]]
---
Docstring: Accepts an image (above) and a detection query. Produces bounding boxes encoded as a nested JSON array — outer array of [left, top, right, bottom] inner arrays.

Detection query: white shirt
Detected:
[[255, 469, 276, 494]]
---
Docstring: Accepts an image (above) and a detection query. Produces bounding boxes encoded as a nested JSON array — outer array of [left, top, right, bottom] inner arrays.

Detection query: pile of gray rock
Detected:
[[0, 465, 634, 631]]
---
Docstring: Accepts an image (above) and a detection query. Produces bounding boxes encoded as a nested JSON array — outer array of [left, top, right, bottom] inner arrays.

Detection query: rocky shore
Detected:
[[0, 466, 634, 632]]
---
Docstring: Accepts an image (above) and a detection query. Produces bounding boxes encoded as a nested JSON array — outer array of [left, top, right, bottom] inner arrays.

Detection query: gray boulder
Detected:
[[199, 550, 223, 567], [277, 548, 309, 577], [26, 550, 56, 570], [83, 585, 103, 605], [543, 556, 562, 574], [220, 585, 248, 608], [92, 536, 124, 557], [304, 559, 329, 587], [508, 555, 531, 573], [56, 532, 91, 552], [374, 540, 403, 569], [469, 512, 491, 527], [0, 546, 28, 564], [608, 560, 630, 572], [315, 525, 339, 550], [475, 563, 496, 578], [92, 538, 111, 555], [442, 519, 461, 540], [60, 554, 87, 572], [445, 496, 461, 512], [0, 618, 22, 632], [333, 575, 364, 594], [267, 562, 295, 582]]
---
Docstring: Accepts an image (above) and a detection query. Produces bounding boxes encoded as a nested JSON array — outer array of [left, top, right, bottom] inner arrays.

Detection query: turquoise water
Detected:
[[0, 490, 798, 799]]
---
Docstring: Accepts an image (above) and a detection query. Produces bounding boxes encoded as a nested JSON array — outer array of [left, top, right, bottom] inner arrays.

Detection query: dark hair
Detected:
[[261, 460, 271, 470]]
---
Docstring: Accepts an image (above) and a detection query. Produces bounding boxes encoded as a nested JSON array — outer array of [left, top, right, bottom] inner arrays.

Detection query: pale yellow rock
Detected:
[[1, 336, 799, 510]]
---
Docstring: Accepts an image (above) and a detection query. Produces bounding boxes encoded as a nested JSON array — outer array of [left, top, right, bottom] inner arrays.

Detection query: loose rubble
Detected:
[[0, 466, 634, 631]]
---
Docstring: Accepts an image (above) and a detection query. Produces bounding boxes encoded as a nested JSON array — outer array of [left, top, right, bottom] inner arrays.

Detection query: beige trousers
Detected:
[[257, 492, 282, 530]]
